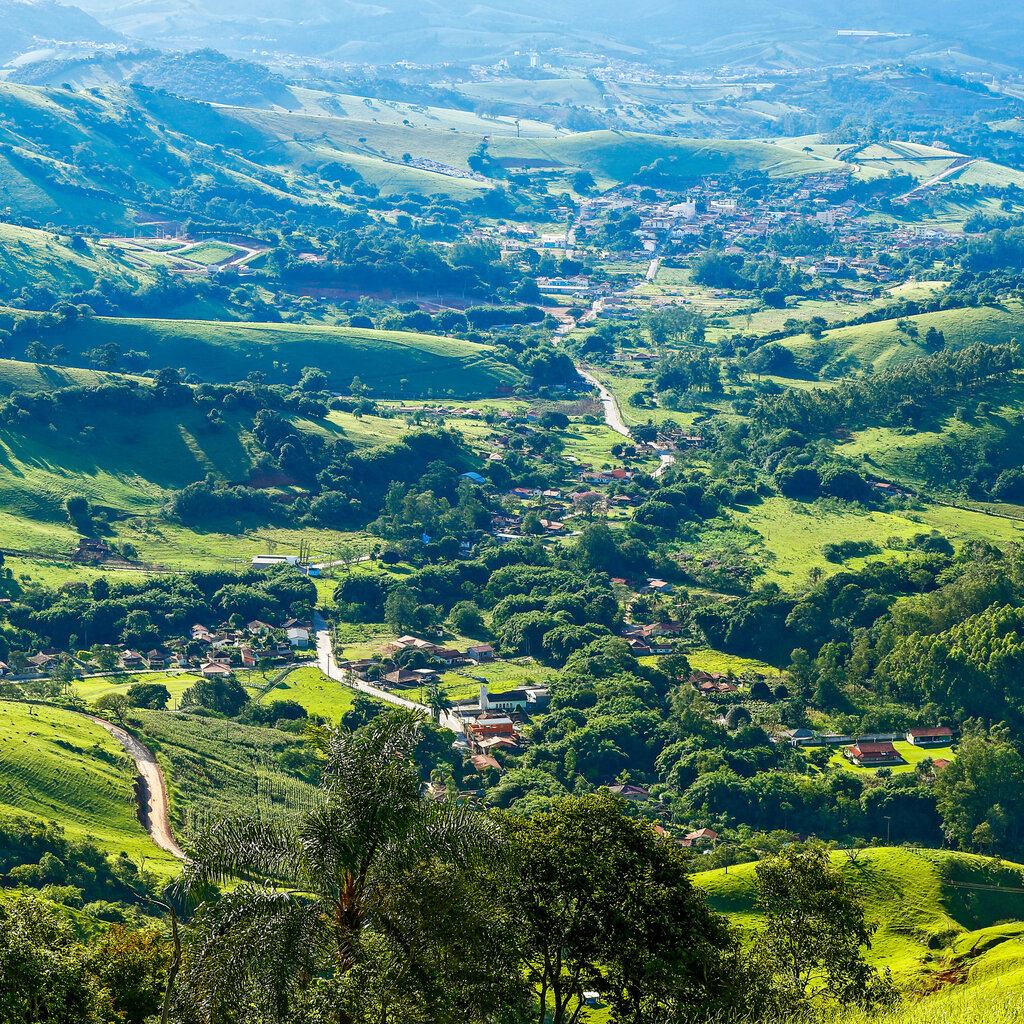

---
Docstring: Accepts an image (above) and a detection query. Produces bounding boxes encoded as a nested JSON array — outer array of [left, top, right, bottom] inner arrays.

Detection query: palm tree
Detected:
[[424, 681, 453, 724], [175, 711, 518, 1024]]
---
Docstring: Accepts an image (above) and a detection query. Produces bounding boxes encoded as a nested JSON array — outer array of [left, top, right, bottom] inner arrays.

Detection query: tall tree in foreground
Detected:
[[176, 710, 524, 1024], [502, 794, 745, 1024], [752, 846, 896, 1015]]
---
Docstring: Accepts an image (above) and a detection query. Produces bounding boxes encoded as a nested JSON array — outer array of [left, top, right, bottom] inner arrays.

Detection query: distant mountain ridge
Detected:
[[57, 0, 1024, 69], [0, 0, 121, 63]]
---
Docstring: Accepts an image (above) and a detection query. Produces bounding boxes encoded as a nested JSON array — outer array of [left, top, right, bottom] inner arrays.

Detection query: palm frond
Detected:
[[178, 816, 304, 896]]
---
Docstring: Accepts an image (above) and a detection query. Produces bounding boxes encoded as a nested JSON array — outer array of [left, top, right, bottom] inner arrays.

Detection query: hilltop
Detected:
[[0, 309, 524, 394]]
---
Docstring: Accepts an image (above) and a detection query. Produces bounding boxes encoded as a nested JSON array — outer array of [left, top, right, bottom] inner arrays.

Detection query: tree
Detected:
[[87, 926, 169, 1024], [383, 587, 420, 634], [300, 367, 328, 392], [725, 705, 752, 730], [0, 896, 102, 1024], [752, 846, 895, 1013], [424, 681, 452, 724], [180, 677, 249, 717], [90, 646, 120, 673], [539, 410, 569, 431], [934, 728, 1024, 854], [447, 601, 485, 637], [93, 693, 131, 726], [502, 795, 744, 1024], [177, 711, 522, 1024], [126, 682, 171, 711]]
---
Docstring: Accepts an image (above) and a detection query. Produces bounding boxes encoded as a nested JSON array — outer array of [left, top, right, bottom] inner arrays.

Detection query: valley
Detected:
[[3, 2, 1024, 1021]]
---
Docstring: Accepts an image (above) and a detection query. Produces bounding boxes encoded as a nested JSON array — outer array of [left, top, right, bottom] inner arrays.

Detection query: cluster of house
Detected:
[[1, 617, 313, 681], [619, 621, 682, 656], [490, 479, 647, 541], [843, 727, 954, 767], [340, 634, 496, 690], [183, 619, 313, 677], [691, 671, 745, 695], [779, 726, 955, 768], [450, 683, 551, 754]]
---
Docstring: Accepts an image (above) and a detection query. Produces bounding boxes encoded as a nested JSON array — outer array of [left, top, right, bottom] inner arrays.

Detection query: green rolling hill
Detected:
[[0, 222, 144, 298], [0, 700, 179, 872], [697, 847, 1024, 987], [0, 310, 524, 395], [777, 302, 1024, 377]]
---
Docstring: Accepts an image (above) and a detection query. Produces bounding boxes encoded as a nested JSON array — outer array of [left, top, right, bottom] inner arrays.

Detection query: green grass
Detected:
[[400, 661, 555, 706], [0, 223, 141, 296], [778, 302, 1024, 376], [0, 357, 143, 397], [686, 649, 781, 676], [840, 982, 1024, 1024], [589, 369, 699, 428], [696, 847, 1024, 982], [3, 308, 524, 395], [260, 666, 358, 722], [73, 673, 200, 708], [0, 699, 178, 871], [836, 375, 1024, 501], [731, 496, 1024, 588], [177, 241, 242, 264], [812, 740, 956, 776]]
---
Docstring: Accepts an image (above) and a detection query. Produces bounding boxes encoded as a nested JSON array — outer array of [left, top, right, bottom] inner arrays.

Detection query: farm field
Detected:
[[732, 496, 1024, 587], [75, 672, 201, 707], [131, 710, 322, 837], [0, 700, 179, 872], [685, 648, 782, 677], [260, 665, 359, 721]]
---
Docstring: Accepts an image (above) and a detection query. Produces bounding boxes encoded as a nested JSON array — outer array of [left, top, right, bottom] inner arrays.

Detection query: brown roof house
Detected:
[[844, 742, 905, 767]]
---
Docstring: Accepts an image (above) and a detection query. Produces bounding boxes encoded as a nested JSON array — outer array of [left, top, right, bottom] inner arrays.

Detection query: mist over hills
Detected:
[[0, 0, 120, 64], [48, 0, 1024, 69]]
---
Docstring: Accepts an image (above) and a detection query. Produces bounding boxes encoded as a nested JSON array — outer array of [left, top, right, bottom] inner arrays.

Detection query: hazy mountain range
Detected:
[[3, 0, 1023, 71]]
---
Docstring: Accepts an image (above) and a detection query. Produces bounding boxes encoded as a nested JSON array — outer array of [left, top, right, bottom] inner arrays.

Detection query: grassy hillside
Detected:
[[227, 109, 848, 193], [777, 302, 1024, 376], [697, 847, 1024, 983], [0, 398, 259, 524], [0, 700, 178, 870], [836, 374, 1024, 497], [3, 310, 523, 394], [0, 222, 144, 298], [0, 357, 141, 397]]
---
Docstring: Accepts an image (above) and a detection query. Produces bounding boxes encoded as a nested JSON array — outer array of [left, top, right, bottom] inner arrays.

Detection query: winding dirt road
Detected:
[[86, 714, 186, 860]]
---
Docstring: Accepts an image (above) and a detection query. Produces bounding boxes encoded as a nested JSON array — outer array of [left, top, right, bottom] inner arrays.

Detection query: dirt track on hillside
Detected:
[[86, 714, 185, 860]]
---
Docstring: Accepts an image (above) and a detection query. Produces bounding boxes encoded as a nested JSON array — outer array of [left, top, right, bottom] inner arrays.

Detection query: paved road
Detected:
[[312, 612, 465, 734], [900, 156, 979, 198], [85, 714, 185, 860]]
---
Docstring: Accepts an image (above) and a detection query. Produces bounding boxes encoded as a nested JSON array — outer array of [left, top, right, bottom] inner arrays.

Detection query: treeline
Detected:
[[748, 342, 1023, 439]]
